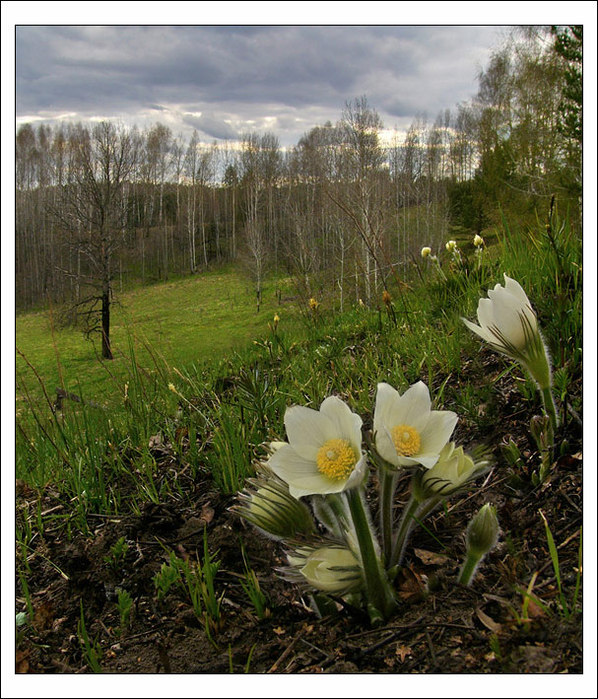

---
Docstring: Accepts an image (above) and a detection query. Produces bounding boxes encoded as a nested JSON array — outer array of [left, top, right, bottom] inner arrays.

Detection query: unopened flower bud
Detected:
[[466, 504, 499, 557], [233, 470, 315, 540], [286, 545, 363, 595]]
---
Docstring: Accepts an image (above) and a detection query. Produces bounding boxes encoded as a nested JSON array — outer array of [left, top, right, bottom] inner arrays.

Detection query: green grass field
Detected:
[[16, 267, 299, 412]]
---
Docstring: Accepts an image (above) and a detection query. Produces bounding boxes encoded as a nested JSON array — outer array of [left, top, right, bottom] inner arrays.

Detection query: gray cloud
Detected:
[[182, 112, 238, 141], [16, 25, 504, 145]]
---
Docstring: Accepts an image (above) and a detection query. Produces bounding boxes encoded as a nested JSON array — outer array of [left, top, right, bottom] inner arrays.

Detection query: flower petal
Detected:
[[396, 381, 431, 432], [268, 444, 334, 498], [377, 427, 401, 466], [284, 405, 336, 460], [462, 317, 494, 345], [503, 275, 531, 306], [491, 291, 526, 349], [374, 383, 401, 436], [418, 410, 458, 458], [319, 396, 363, 449], [476, 298, 496, 335]]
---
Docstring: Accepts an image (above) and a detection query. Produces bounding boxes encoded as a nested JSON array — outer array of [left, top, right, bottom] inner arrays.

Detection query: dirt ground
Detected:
[[15, 365, 583, 675]]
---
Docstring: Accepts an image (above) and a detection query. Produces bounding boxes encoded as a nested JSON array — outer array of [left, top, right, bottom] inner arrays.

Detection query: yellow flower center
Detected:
[[316, 439, 358, 481], [391, 424, 421, 457]]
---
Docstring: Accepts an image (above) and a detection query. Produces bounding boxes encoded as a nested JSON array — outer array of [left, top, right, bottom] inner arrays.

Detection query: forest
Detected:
[[16, 27, 580, 317]]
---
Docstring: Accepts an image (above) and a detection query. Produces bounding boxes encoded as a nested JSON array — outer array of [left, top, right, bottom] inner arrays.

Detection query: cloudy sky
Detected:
[[16, 23, 509, 146]]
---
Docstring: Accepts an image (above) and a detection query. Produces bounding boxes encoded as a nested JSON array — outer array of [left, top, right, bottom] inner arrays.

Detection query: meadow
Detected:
[[15, 211, 583, 674]]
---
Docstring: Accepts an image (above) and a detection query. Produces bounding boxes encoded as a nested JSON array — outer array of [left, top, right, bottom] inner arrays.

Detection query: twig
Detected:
[[267, 632, 303, 673]]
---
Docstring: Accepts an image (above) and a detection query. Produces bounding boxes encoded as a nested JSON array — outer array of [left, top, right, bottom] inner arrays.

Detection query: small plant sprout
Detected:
[[116, 588, 133, 632], [78, 602, 103, 673], [530, 415, 555, 484], [241, 547, 270, 620], [104, 536, 129, 570], [462, 274, 558, 432], [153, 558, 180, 602], [458, 504, 500, 586]]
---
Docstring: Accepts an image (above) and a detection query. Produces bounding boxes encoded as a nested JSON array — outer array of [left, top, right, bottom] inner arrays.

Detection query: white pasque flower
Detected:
[[420, 442, 484, 497], [462, 274, 551, 388], [473, 234, 485, 248], [268, 396, 367, 499], [374, 381, 458, 469], [286, 545, 362, 595], [421, 246, 432, 259]]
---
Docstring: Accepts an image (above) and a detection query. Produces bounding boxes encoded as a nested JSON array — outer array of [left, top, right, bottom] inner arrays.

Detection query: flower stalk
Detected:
[[457, 550, 483, 586], [378, 466, 398, 566], [540, 385, 560, 434], [458, 504, 499, 586], [344, 488, 397, 623]]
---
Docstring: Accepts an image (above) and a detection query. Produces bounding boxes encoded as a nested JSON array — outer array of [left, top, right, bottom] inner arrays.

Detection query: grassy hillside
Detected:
[[16, 268, 298, 410]]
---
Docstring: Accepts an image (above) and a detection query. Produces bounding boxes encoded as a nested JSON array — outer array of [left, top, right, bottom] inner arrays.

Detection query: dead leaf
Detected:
[[148, 434, 163, 449], [33, 601, 54, 631], [200, 503, 215, 525], [175, 426, 188, 442], [273, 626, 286, 636], [396, 565, 427, 601], [525, 599, 546, 619], [395, 644, 412, 662], [414, 548, 449, 566], [15, 650, 30, 673], [476, 607, 502, 634]]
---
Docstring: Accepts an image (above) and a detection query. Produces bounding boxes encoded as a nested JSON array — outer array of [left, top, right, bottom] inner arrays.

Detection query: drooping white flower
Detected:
[[286, 544, 363, 595], [421, 246, 432, 259], [268, 396, 367, 499], [473, 234, 484, 248], [445, 240, 458, 252], [462, 274, 552, 389], [374, 381, 458, 469]]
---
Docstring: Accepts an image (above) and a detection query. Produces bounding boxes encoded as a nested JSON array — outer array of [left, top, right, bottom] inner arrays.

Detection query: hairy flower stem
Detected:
[[458, 551, 483, 586], [378, 468, 398, 567], [540, 385, 560, 433], [345, 488, 397, 623], [390, 494, 441, 569]]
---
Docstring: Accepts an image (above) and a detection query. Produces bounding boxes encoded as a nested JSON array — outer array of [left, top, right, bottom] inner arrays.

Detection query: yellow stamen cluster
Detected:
[[316, 439, 357, 481], [391, 424, 421, 457]]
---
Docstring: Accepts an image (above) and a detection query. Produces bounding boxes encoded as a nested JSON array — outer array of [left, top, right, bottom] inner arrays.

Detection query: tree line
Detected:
[[15, 27, 581, 357]]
